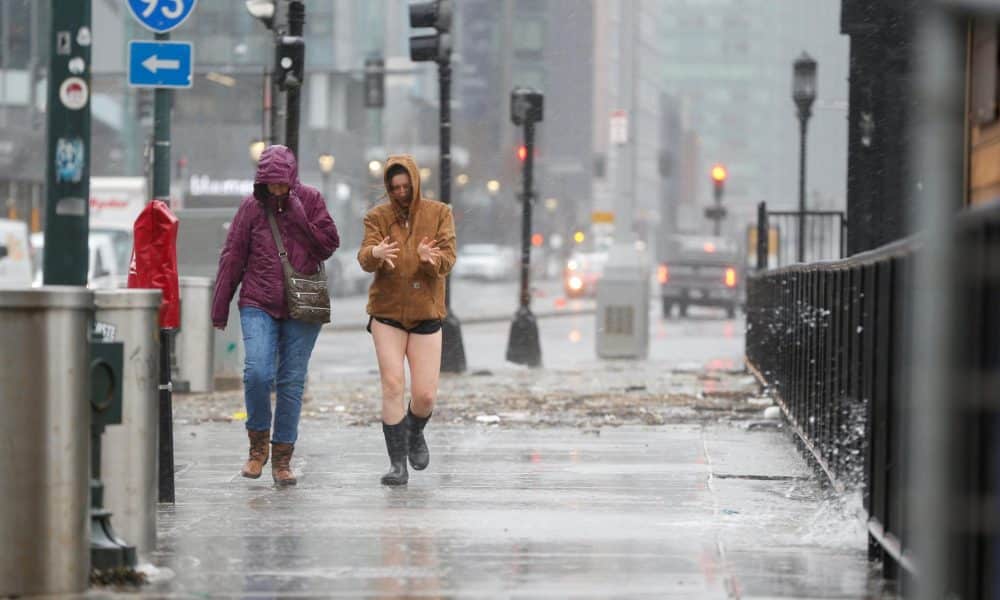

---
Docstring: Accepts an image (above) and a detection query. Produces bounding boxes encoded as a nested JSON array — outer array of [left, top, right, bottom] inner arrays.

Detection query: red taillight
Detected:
[[724, 267, 737, 288], [657, 264, 669, 284]]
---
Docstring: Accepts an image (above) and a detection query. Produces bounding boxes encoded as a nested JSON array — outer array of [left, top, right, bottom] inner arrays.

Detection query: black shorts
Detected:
[[367, 316, 443, 335]]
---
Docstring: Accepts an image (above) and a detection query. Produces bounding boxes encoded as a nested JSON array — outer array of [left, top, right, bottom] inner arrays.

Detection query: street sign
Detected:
[[704, 206, 728, 220], [128, 41, 193, 89], [610, 110, 628, 145], [127, 0, 197, 34], [592, 211, 615, 224]]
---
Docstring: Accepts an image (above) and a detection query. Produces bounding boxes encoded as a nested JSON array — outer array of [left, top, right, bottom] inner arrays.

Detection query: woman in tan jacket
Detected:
[[358, 155, 457, 486]]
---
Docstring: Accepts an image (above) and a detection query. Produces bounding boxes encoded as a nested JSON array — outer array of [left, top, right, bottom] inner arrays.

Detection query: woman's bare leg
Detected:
[[371, 320, 409, 424], [406, 330, 442, 417]]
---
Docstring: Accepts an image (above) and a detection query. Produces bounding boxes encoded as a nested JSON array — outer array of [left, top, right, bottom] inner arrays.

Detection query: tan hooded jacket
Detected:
[[357, 155, 457, 329]]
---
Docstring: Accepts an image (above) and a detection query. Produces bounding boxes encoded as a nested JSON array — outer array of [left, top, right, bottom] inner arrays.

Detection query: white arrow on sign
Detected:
[[142, 55, 180, 73]]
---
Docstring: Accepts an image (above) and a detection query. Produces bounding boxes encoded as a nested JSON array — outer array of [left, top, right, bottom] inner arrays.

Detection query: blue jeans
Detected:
[[239, 307, 321, 444]]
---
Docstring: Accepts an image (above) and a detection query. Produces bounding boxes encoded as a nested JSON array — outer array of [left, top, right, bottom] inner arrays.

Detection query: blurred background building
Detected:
[[0, 0, 848, 256]]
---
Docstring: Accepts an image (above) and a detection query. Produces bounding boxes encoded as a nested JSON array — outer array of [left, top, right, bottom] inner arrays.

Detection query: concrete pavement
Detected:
[[135, 423, 882, 598]]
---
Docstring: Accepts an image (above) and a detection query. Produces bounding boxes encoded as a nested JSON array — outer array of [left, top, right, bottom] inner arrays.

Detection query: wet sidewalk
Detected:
[[124, 412, 884, 597]]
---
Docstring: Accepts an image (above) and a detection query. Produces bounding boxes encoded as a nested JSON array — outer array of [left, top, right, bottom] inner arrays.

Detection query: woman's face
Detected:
[[389, 172, 412, 207], [267, 183, 290, 197]]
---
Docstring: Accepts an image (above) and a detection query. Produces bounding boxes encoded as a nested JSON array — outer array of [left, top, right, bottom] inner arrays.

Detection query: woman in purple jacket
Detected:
[[212, 145, 339, 486]]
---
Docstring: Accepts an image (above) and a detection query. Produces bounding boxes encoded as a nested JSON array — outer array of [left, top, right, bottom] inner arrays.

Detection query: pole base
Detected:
[[90, 508, 137, 572], [506, 306, 542, 367], [441, 312, 466, 373]]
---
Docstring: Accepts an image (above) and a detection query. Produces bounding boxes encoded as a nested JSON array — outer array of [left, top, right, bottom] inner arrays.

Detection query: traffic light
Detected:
[[364, 57, 385, 108], [409, 0, 452, 63], [517, 145, 528, 162], [711, 164, 727, 192], [275, 34, 305, 90]]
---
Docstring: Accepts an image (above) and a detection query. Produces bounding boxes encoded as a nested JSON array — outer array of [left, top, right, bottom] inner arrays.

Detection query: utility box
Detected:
[[595, 242, 650, 359], [94, 289, 161, 556]]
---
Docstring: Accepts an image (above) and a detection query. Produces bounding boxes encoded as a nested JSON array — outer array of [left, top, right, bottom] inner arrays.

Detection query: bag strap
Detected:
[[265, 208, 325, 278], [265, 209, 295, 279]]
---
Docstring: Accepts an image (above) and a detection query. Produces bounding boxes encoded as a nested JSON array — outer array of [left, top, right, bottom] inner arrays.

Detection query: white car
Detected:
[[0, 219, 33, 287], [30, 227, 132, 289], [453, 244, 517, 281]]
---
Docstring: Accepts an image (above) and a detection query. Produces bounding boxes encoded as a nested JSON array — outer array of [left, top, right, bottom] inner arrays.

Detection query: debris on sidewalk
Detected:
[[173, 361, 770, 430]]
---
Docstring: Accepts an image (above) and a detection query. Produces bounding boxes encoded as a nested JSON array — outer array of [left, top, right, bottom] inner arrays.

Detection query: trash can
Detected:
[[0, 287, 94, 596], [595, 244, 651, 359], [94, 289, 161, 557], [174, 276, 214, 393]]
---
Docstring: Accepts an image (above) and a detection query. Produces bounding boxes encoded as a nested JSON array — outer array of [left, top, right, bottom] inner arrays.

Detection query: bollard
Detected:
[[94, 289, 162, 556], [0, 287, 94, 596], [174, 276, 214, 393]]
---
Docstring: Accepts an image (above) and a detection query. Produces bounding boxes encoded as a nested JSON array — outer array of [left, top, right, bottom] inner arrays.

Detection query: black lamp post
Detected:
[[793, 52, 817, 263], [506, 87, 544, 367], [409, 0, 466, 372]]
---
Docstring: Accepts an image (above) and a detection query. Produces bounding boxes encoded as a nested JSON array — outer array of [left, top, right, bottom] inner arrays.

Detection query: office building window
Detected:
[[513, 20, 544, 54]]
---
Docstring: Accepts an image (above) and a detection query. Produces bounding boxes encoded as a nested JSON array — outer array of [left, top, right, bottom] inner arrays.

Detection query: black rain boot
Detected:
[[407, 406, 431, 471], [380, 419, 409, 486]]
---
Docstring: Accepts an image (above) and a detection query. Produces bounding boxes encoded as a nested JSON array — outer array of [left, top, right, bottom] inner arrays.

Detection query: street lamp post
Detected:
[[506, 87, 544, 367], [408, 0, 465, 372], [793, 52, 817, 263]]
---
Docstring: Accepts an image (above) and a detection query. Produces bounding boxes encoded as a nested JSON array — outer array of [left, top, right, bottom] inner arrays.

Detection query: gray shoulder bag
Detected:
[[265, 209, 331, 324]]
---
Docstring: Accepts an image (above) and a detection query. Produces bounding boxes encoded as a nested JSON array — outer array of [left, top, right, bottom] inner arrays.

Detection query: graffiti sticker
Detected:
[[56, 31, 72, 55], [55, 137, 85, 183], [58, 77, 89, 110], [68, 57, 86, 75], [77, 27, 92, 47]]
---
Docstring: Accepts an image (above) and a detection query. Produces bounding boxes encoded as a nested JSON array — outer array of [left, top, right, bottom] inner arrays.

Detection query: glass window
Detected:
[[512, 20, 544, 53]]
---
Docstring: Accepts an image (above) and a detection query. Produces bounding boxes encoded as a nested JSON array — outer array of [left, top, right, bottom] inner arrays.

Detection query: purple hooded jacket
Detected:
[[211, 145, 339, 327]]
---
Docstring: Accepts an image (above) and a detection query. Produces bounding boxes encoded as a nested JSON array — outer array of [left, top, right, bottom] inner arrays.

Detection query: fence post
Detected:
[[757, 202, 768, 271]]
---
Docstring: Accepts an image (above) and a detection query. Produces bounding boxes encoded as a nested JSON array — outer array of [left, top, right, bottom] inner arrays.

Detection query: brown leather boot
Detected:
[[241, 429, 270, 479], [271, 442, 297, 486]]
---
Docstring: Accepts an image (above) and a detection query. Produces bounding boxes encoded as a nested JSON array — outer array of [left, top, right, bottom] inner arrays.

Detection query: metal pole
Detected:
[[43, 0, 91, 285], [797, 114, 808, 263], [519, 120, 534, 309], [506, 115, 541, 367], [285, 1, 304, 159], [757, 201, 768, 271], [910, 7, 964, 599], [152, 31, 175, 504], [439, 56, 466, 373], [713, 186, 722, 236]]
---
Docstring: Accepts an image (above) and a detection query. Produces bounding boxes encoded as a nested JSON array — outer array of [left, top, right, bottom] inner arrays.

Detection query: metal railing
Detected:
[[745, 200, 1000, 594], [756, 203, 847, 268]]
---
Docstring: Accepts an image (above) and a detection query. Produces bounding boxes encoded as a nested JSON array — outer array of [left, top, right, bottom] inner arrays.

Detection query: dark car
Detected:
[[658, 234, 743, 318]]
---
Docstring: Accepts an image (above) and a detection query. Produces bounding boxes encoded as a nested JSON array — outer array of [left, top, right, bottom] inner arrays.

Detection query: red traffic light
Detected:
[[517, 145, 528, 162], [531, 233, 544, 247], [710, 164, 727, 183]]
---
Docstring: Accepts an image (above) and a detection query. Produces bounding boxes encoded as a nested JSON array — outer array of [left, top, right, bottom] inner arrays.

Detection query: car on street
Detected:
[[453, 243, 517, 281], [658, 234, 744, 318], [30, 225, 132, 289], [563, 236, 612, 298]]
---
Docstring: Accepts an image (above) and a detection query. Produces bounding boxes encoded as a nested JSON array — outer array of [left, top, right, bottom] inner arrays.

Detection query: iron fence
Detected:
[[756, 203, 847, 268], [745, 200, 1000, 595]]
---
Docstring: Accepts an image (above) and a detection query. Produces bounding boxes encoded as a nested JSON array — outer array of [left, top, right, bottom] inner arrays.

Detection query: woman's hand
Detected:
[[372, 237, 399, 269], [417, 237, 442, 266]]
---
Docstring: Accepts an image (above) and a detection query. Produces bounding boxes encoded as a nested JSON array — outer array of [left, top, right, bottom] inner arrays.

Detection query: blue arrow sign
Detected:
[[127, 0, 197, 34], [128, 41, 193, 89]]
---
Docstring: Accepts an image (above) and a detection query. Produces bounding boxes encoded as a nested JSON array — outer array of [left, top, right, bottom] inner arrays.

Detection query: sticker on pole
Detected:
[[59, 77, 89, 110], [127, 0, 197, 34]]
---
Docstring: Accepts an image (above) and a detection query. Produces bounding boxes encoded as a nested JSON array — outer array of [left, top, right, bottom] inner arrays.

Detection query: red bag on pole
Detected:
[[128, 200, 180, 329]]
